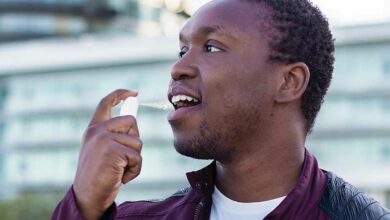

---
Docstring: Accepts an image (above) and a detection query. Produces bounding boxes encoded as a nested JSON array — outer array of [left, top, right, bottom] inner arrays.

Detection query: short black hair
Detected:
[[248, 0, 335, 132]]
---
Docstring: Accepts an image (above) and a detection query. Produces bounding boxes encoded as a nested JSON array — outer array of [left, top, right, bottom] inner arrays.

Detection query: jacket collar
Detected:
[[265, 149, 327, 218], [186, 160, 216, 194], [185, 149, 327, 218]]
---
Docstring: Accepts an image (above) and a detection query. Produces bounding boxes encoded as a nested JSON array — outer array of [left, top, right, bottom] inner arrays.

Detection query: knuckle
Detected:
[[133, 170, 141, 178], [129, 153, 142, 165], [134, 163, 142, 175], [113, 88, 124, 94], [99, 96, 110, 106], [136, 155, 142, 164], [102, 120, 113, 131], [125, 115, 136, 124], [134, 139, 143, 150]]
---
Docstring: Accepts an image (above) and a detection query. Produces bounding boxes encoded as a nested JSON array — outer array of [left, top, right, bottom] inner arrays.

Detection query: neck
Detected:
[[215, 121, 305, 202]]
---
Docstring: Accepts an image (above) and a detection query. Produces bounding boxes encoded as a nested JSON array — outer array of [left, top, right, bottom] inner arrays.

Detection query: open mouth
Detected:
[[171, 94, 201, 110]]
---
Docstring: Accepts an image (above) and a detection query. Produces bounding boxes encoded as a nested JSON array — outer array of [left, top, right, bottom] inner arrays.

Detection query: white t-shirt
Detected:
[[210, 186, 286, 220]]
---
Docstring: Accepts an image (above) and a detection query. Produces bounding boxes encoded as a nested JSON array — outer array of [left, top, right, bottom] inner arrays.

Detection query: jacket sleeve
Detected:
[[320, 172, 390, 220], [50, 185, 117, 220]]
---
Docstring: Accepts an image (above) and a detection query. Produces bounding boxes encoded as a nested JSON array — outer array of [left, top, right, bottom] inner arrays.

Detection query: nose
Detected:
[[170, 53, 198, 81]]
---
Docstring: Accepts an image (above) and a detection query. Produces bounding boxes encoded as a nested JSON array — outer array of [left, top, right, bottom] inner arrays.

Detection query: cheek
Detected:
[[200, 55, 274, 115], [203, 76, 258, 117], [210, 77, 274, 126]]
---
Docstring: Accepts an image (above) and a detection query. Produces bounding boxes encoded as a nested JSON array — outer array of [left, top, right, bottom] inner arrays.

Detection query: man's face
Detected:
[[167, 0, 279, 162]]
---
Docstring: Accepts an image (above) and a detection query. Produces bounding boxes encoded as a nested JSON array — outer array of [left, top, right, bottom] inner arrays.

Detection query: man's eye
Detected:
[[178, 51, 185, 58], [178, 47, 188, 58], [205, 44, 222, 53]]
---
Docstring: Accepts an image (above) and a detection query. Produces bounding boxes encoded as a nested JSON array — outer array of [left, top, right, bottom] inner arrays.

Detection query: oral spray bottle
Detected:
[[120, 97, 139, 117]]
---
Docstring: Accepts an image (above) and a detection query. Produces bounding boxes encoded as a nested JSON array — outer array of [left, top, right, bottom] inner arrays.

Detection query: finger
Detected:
[[122, 160, 142, 184], [103, 115, 140, 137], [111, 133, 143, 153], [89, 89, 138, 126], [110, 142, 141, 171], [114, 145, 142, 184]]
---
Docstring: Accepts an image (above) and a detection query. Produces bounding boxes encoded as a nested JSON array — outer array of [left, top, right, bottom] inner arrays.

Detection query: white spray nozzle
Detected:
[[120, 97, 139, 118]]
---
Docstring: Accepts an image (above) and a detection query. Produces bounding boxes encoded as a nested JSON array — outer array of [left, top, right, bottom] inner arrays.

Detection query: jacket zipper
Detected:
[[193, 201, 204, 220]]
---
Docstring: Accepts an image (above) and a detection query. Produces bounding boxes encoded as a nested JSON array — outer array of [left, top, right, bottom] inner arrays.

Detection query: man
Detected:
[[52, 0, 390, 219]]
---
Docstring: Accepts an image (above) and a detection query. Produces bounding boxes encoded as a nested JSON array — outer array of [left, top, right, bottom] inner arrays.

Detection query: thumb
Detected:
[[89, 89, 138, 126]]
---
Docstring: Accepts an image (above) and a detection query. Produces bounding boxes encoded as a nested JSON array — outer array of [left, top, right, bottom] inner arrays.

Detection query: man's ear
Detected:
[[274, 62, 310, 103]]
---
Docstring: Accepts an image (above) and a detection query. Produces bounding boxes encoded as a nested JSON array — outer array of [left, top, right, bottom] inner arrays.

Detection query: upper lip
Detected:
[[167, 86, 201, 105]]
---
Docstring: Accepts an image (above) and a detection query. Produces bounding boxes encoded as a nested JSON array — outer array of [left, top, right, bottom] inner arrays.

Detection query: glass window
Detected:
[[0, 82, 8, 110], [0, 155, 3, 179], [383, 60, 390, 76], [317, 96, 390, 129], [308, 137, 390, 168], [22, 86, 34, 100], [18, 156, 27, 174], [332, 44, 390, 90], [0, 121, 4, 140], [383, 100, 390, 111], [5, 149, 79, 184], [381, 145, 390, 162]]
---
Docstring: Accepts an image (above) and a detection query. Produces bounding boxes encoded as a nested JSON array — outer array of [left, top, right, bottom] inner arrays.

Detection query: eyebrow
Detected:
[[179, 25, 239, 43]]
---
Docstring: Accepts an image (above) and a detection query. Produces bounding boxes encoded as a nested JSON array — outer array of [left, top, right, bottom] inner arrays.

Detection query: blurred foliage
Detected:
[[0, 192, 63, 220]]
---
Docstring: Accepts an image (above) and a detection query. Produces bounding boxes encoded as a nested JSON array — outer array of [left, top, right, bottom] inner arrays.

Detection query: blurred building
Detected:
[[0, 0, 209, 202], [308, 22, 390, 207], [0, 0, 207, 42], [0, 0, 389, 209], [0, 0, 118, 41], [0, 33, 213, 201]]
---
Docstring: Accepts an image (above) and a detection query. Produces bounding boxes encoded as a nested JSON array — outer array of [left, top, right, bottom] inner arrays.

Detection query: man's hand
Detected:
[[73, 89, 143, 220]]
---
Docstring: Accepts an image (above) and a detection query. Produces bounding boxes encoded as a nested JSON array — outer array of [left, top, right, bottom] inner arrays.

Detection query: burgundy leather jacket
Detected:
[[51, 150, 390, 220]]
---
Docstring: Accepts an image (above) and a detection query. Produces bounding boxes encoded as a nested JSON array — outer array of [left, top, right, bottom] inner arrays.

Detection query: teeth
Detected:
[[172, 96, 179, 103], [171, 94, 199, 105]]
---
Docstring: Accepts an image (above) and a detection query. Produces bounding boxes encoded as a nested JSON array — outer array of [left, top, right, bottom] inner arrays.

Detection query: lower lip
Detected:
[[167, 104, 201, 122]]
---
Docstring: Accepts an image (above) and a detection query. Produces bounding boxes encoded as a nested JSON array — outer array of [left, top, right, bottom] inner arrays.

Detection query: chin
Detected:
[[173, 138, 215, 160], [171, 120, 235, 161]]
